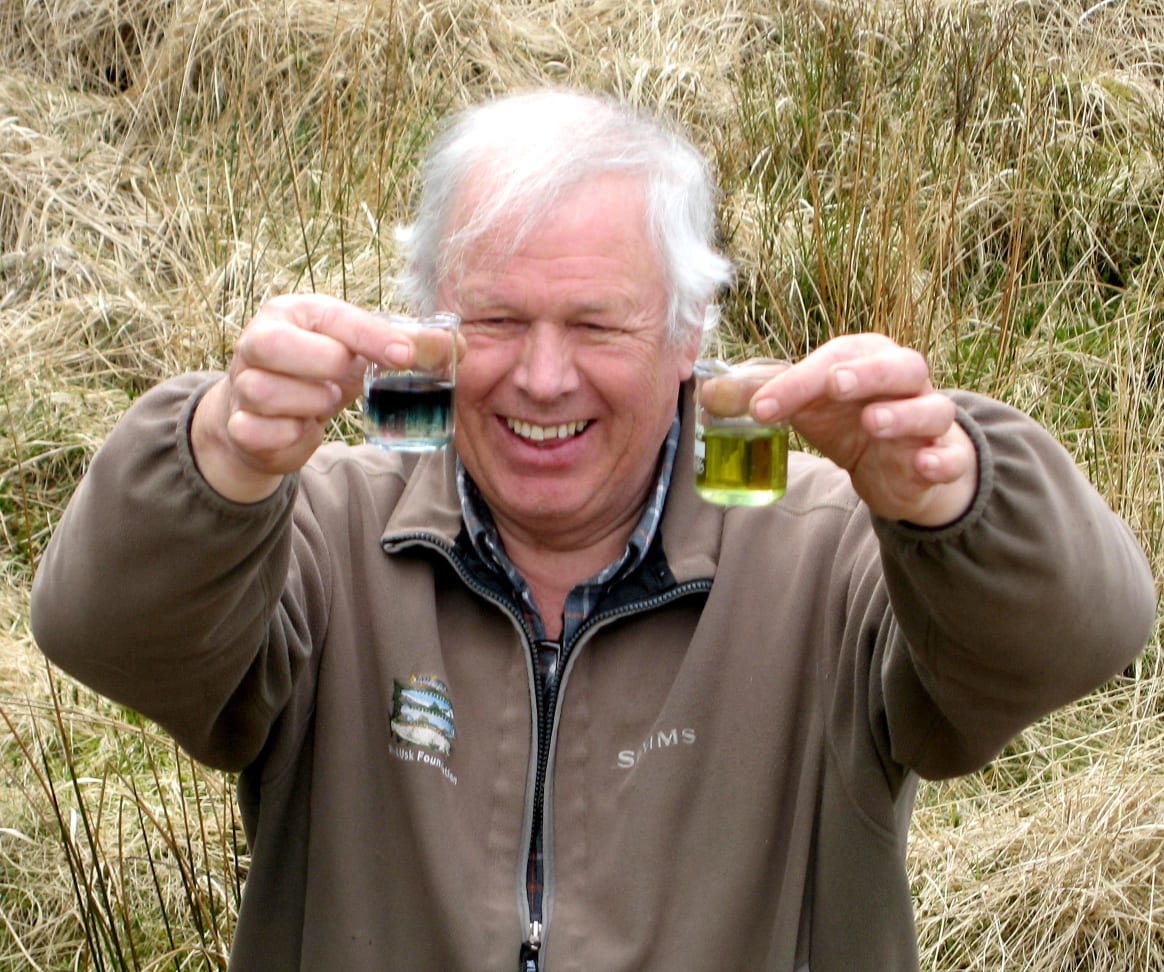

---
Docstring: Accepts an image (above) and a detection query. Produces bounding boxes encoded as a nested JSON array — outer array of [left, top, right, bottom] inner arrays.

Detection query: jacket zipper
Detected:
[[518, 920, 542, 972], [515, 580, 712, 970], [381, 532, 712, 971], [520, 636, 561, 966], [514, 630, 568, 970], [383, 534, 550, 964]]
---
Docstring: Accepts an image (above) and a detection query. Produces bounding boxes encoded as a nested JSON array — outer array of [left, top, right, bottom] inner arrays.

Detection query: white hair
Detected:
[[395, 87, 734, 346]]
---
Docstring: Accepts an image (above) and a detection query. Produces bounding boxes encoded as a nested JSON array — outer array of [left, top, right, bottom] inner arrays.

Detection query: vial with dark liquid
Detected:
[[362, 312, 459, 452], [364, 373, 454, 451]]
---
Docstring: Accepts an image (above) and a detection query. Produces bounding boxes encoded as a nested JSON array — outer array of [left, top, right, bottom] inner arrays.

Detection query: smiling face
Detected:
[[437, 174, 700, 553]]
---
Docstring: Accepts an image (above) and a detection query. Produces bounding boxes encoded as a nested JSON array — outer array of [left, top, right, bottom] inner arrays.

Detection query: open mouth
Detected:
[[505, 417, 590, 443]]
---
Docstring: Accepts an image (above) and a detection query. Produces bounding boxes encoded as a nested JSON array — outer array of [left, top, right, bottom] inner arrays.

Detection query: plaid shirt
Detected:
[[456, 413, 681, 927]]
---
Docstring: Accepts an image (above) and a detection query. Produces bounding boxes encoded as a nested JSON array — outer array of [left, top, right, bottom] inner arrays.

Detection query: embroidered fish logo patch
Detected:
[[391, 674, 456, 756]]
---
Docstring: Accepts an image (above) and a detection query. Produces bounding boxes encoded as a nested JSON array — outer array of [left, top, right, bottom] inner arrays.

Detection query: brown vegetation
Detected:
[[1, 1, 1161, 968]]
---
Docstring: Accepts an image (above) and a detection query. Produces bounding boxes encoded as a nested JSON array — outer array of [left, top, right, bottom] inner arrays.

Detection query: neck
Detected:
[[495, 513, 638, 640]]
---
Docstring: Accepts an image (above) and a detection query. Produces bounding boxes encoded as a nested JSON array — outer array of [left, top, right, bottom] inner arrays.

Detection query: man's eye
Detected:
[[466, 317, 519, 331]]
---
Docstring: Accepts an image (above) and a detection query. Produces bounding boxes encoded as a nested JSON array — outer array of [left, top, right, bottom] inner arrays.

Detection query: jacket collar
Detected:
[[657, 379, 727, 585]]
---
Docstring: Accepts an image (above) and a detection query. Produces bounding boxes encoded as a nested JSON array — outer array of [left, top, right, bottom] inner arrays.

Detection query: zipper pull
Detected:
[[518, 920, 542, 972]]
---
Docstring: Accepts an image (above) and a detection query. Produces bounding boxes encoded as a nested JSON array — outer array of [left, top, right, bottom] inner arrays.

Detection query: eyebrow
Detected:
[[453, 265, 636, 319], [460, 293, 624, 319]]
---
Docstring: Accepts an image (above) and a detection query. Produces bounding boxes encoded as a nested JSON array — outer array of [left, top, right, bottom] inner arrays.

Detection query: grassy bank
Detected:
[[1, 1, 1161, 968]]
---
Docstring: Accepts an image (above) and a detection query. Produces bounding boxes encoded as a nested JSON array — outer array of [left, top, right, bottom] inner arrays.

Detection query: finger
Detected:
[[236, 317, 361, 384], [751, 336, 927, 423], [231, 368, 345, 420], [700, 363, 787, 417], [701, 376, 754, 417], [260, 294, 418, 366], [863, 393, 957, 440], [903, 436, 979, 525], [827, 345, 931, 402], [225, 410, 326, 469], [335, 352, 371, 401], [749, 357, 832, 423], [408, 325, 464, 373], [915, 433, 978, 486]]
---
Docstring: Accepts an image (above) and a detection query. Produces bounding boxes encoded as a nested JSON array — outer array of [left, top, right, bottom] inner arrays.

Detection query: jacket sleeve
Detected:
[[870, 391, 1156, 780], [29, 373, 329, 771]]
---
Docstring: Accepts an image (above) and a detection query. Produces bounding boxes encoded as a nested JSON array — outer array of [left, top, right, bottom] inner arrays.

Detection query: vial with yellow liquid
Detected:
[[693, 358, 790, 507]]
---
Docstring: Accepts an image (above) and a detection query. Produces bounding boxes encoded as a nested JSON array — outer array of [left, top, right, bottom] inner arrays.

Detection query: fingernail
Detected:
[[834, 368, 857, 396], [753, 398, 780, 423], [384, 341, 412, 367], [873, 406, 894, 432]]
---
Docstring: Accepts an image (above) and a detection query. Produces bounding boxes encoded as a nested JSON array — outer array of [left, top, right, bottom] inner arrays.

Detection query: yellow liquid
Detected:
[[695, 425, 788, 506]]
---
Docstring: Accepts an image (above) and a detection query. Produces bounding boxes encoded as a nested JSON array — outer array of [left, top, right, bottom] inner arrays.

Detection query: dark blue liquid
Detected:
[[365, 375, 453, 450]]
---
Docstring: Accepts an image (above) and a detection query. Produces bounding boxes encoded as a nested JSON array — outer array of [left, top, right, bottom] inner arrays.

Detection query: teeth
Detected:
[[506, 418, 589, 442]]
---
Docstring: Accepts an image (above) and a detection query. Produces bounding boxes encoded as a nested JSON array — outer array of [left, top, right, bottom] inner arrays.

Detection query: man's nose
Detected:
[[514, 323, 579, 399]]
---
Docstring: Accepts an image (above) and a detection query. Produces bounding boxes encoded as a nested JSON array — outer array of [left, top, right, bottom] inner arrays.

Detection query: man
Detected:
[[31, 88, 1155, 971]]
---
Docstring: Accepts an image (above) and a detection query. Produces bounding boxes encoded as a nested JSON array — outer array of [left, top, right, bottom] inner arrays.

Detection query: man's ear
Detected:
[[676, 316, 705, 382]]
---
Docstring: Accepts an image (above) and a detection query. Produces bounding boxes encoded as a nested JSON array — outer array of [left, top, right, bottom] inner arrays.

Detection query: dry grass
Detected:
[[1, 0, 1161, 968], [912, 682, 1164, 970]]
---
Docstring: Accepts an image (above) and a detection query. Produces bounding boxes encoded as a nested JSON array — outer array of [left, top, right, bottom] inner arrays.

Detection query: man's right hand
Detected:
[[190, 294, 459, 503]]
